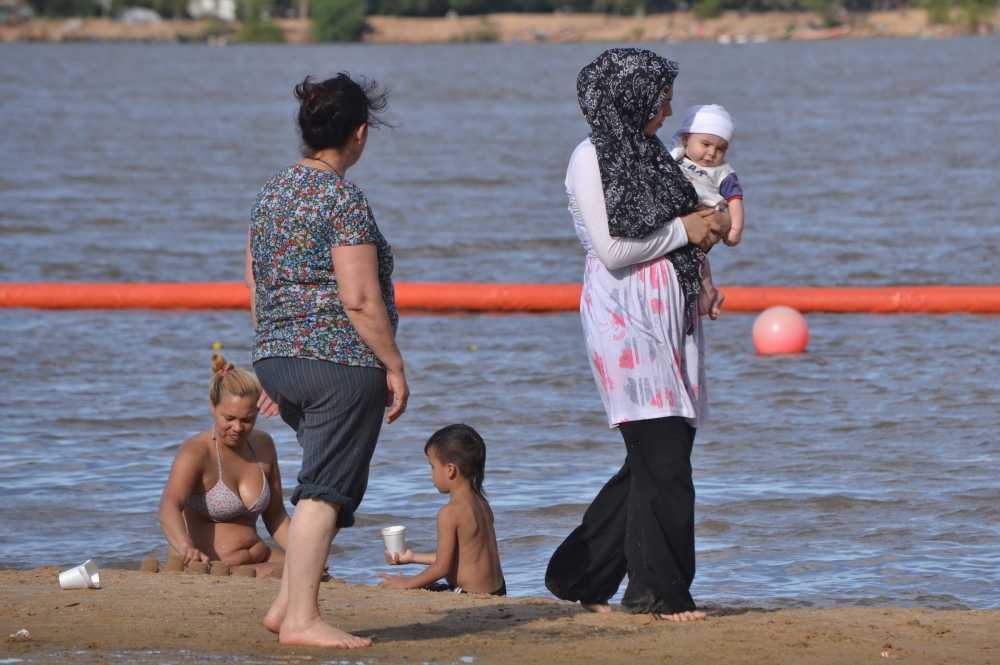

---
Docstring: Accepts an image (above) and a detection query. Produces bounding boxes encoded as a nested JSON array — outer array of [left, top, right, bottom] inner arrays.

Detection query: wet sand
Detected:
[[0, 9, 983, 44], [2, 567, 997, 663]]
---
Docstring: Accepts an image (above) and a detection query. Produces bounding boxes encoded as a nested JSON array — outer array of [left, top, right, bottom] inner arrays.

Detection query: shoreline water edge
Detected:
[[1, 8, 997, 44], [2, 568, 998, 663]]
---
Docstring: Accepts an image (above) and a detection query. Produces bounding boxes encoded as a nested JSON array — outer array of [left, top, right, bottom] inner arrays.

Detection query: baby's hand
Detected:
[[378, 572, 408, 588], [698, 283, 726, 321], [723, 228, 741, 247], [385, 549, 415, 565]]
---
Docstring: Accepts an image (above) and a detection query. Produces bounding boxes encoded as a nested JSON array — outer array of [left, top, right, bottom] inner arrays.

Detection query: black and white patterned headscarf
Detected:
[[578, 48, 704, 335]]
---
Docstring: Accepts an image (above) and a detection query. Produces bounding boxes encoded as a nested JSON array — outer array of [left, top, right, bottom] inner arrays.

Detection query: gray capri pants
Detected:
[[254, 356, 386, 529]]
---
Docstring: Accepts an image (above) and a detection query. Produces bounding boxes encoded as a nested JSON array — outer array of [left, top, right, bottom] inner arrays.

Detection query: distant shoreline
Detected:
[[1, 9, 995, 44]]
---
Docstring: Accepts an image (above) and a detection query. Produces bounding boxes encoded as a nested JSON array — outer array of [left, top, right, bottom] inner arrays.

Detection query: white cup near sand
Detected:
[[381, 525, 406, 558], [59, 559, 100, 590]]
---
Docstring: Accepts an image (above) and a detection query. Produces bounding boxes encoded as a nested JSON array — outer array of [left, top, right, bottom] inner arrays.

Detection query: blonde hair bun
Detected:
[[208, 353, 262, 406], [211, 352, 234, 377]]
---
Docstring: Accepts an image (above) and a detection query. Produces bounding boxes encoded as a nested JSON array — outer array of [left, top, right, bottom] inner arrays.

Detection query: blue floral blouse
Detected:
[[250, 164, 398, 368]]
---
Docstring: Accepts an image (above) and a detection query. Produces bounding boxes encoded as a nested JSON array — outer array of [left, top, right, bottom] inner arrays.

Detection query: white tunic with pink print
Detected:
[[567, 138, 709, 429]]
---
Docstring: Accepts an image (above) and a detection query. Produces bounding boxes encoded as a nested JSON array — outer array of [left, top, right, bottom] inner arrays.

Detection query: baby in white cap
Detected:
[[669, 104, 744, 319]]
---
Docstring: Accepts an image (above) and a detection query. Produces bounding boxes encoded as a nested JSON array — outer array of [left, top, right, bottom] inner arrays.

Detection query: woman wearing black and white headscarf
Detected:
[[545, 48, 729, 621]]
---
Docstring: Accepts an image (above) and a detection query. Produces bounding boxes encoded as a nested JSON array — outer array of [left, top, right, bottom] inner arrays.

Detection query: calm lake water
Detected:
[[1, 37, 999, 610]]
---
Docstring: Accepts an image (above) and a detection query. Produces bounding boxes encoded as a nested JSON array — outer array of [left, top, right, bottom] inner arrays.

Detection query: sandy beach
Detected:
[[2, 567, 998, 663], [1, 8, 988, 43]]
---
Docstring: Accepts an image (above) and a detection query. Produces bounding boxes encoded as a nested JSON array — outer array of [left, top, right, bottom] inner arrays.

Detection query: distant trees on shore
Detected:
[[18, 0, 999, 34]]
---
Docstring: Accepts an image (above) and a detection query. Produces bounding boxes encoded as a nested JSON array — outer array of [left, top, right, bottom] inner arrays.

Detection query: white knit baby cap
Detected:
[[668, 104, 736, 161]]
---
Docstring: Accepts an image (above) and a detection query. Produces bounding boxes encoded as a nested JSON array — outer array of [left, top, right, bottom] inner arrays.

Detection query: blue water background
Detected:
[[1, 38, 998, 609]]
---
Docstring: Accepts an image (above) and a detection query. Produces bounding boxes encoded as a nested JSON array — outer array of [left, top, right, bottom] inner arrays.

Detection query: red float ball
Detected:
[[752, 306, 809, 354]]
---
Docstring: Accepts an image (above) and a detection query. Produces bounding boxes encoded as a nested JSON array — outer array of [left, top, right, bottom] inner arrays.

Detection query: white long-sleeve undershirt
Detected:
[[566, 138, 689, 270]]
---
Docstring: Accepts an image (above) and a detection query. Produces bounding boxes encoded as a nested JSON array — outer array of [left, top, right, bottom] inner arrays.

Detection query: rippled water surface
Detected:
[[1, 38, 999, 609]]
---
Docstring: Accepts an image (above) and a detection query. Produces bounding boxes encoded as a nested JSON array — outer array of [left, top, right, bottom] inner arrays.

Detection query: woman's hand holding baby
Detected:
[[681, 208, 731, 252]]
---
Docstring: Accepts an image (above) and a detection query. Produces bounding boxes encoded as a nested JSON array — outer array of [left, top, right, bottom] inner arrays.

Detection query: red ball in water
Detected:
[[752, 306, 809, 354]]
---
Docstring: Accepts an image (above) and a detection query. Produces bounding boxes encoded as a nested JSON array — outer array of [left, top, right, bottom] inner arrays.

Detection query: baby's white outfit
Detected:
[[668, 104, 743, 210], [675, 158, 742, 211]]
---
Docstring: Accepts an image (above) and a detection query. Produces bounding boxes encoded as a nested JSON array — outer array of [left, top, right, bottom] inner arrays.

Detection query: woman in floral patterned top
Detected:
[[245, 73, 408, 650]]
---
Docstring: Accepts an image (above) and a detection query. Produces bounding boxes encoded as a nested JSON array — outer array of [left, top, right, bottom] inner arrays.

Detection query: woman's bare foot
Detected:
[[580, 601, 612, 613], [279, 616, 371, 648], [656, 610, 707, 622], [263, 599, 285, 634], [263, 576, 289, 634]]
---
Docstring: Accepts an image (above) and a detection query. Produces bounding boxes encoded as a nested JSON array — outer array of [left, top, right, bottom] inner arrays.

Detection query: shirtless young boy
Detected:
[[378, 424, 506, 595]]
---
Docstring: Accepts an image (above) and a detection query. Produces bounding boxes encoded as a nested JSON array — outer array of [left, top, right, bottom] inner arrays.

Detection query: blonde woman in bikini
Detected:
[[158, 353, 290, 575]]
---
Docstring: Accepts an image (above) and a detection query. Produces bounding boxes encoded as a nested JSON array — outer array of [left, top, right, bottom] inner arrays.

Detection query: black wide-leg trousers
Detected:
[[545, 416, 698, 614]]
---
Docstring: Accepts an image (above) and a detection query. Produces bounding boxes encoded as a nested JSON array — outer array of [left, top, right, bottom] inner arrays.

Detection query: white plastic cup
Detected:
[[381, 525, 406, 558], [59, 559, 100, 590]]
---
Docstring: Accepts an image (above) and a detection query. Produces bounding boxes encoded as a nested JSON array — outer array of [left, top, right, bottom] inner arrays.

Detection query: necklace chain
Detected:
[[306, 155, 342, 177]]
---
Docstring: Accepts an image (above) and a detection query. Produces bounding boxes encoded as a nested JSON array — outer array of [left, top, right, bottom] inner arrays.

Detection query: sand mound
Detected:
[[209, 561, 230, 577], [187, 561, 209, 575], [162, 555, 184, 573]]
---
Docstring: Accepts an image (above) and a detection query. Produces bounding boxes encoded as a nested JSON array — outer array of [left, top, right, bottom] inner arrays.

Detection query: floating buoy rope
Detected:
[[2, 283, 1000, 314]]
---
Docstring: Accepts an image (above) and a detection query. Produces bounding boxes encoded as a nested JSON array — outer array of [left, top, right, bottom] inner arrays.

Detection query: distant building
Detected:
[[0, 0, 32, 24], [119, 7, 162, 23], [187, 0, 236, 21]]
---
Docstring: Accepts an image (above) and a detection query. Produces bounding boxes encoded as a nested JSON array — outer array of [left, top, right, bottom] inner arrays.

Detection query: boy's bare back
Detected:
[[439, 491, 504, 594], [378, 425, 504, 595]]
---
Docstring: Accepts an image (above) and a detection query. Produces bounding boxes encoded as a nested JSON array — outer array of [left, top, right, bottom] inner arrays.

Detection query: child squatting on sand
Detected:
[[379, 424, 506, 596], [668, 104, 745, 320]]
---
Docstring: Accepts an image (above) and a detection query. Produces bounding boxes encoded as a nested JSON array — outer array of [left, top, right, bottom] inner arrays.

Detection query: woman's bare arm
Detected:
[[158, 439, 211, 565], [245, 227, 256, 326], [246, 227, 280, 419], [331, 243, 409, 424]]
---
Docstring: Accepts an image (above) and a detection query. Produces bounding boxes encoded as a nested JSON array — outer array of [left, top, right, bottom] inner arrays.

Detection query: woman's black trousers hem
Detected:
[[545, 416, 697, 615]]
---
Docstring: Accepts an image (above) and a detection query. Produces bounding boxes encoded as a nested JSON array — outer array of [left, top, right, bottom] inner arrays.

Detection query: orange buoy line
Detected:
[[2, 283, 1000, 314]]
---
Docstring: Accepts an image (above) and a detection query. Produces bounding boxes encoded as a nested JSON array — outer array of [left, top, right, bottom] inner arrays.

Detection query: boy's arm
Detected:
[[409, 552, 437, 565], [385, 550, 436, 565], [380, 506, 459, 589]]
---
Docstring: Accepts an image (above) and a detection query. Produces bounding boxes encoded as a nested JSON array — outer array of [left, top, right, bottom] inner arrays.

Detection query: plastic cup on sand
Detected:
[[59, 559, 100, 590], [381, 526, 406, 558]]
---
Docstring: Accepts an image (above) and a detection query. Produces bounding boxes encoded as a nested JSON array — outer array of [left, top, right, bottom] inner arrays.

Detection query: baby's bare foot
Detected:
[[698, 284, 725, 320], [279, 617, 371, 648], [709, 288, 725, 319], [580, 601, 612, 613], [657, 610, 707, 622]]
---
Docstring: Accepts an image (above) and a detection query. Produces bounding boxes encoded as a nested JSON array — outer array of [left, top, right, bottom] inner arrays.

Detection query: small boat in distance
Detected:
[[799, 24, 852, 40]]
